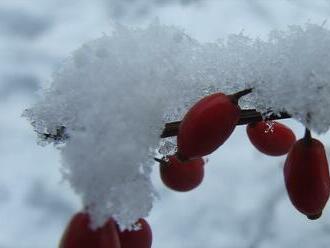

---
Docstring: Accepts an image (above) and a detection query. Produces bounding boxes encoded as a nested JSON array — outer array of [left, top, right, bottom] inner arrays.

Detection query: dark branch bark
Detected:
[[39, 110, 291, 142], [230, 88, 254, 104], [36, 126, 68, 142], [160, 109, 291, 138]]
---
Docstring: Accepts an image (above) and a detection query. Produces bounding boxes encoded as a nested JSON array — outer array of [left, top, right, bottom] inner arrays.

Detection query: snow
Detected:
[[2, 0, 330, 247], [24, 24, 205, 229], [24, 22, 330, 229], [246, 24, 330, 133]]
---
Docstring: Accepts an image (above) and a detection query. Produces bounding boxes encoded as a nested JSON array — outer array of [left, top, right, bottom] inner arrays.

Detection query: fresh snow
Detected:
[[24, 23, 330, 229]]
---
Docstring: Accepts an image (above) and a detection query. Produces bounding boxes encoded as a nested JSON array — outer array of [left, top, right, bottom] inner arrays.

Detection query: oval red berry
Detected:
[[247, 121, 296, 156], [160, 155, 204, 192], [118, 218, 152, 248], [60, 212, 120, 248], [177, 93, 240, 159], [284, 138, 330, 218]]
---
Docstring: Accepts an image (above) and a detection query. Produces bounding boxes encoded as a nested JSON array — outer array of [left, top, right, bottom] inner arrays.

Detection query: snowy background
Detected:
[[2, 0, 330, 247]]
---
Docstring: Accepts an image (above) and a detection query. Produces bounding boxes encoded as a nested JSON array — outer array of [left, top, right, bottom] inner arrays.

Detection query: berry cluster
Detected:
[[60, 89, 330, 247], [158, 89, 330, 220], [60, 212, 152, 248]]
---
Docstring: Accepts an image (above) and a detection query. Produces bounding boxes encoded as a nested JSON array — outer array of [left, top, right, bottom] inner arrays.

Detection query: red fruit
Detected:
[[284, 131, 330, 219], [159, 155, 204, 192], [60, 212, 120, 248], [246, 121, 296, 156], [177, 92, 241, 160], [118, 218, 152, 248]]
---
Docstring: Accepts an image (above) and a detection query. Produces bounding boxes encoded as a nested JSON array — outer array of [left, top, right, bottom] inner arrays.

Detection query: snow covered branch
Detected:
[[161, 109, 291, 138], [23, 23, 330, 229]]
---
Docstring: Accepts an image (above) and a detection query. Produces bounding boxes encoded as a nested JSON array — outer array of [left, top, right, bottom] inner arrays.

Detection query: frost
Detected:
[[264, 121, 275, 134], [158, 137, 177, 156], [24, 23, 330, 228]]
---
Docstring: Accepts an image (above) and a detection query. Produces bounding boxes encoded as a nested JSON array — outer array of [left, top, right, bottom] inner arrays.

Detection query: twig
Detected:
[[160, 109, 291, 138], [230, 88, 253, 101], [36, 126, 68, 142]]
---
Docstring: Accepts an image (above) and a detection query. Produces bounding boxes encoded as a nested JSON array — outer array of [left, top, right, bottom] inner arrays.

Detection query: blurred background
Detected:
[[1, 0, 330, 247]]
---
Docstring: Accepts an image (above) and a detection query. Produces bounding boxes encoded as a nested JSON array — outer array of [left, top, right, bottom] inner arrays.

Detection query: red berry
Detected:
[[284, 133, 330, 219], [160, 155, 204, 192], [246, 121, 296, 156], [60, 212, 120, 248], [118, 218, 152, 248], [177, 92, 240, 159]]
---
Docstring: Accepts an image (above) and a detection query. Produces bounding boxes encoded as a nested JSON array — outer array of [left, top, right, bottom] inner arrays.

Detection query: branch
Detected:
[[38, 110, 291, 142], [160, 109, 291, 138], [36, 126, 69, 142]]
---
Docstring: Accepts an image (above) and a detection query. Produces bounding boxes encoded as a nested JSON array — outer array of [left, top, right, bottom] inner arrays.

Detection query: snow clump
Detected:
[[24, 23, 330, 228]]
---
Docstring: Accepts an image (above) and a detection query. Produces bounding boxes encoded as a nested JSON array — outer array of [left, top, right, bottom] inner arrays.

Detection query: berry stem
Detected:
[[303, 128, 312, 145], [154, 157, 167, 165], [307, 212, 322, 220], [160, 109, 291, 138], [230, 88, 253, 104], [231, 88, 253, 100]]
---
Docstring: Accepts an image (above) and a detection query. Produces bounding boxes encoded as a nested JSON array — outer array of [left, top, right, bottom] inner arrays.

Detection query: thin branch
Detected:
[[303, 128, 312, 145], [36, 126, 68, 142], [160, 109, 291, 138], [230, 88, 254, 100]]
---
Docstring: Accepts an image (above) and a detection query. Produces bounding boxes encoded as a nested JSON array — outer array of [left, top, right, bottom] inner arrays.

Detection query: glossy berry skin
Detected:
[[284, 138, 330, 219], [160, 155, 204, 192], [246, 121, 296, 156], [177, 93, 240, 160], [118, 218, 152, 248], [60, 212, 120, 248]]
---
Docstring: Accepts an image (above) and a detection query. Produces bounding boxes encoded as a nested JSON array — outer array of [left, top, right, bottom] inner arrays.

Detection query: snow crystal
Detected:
[[244, 24, 330, 133], [158, 137, 177, 156], [264, 121, 275, 134], [23, 24, 211, 229], [24, 23, 330, 228]]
